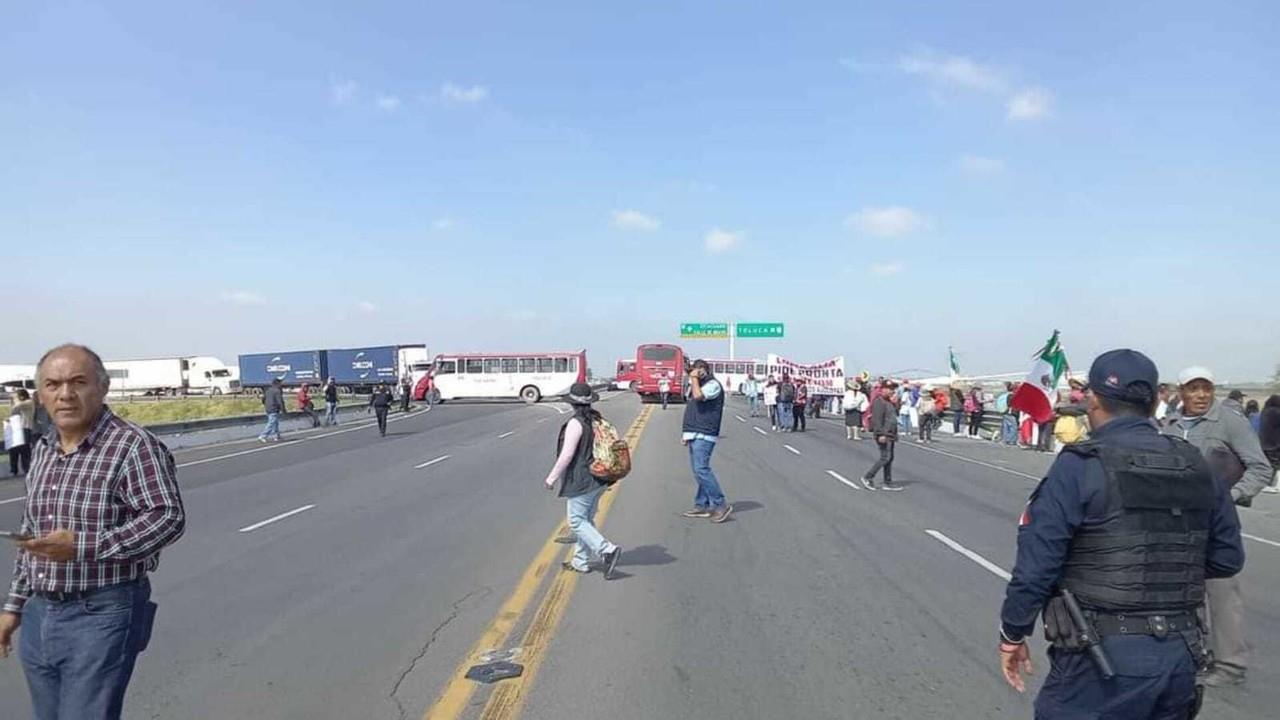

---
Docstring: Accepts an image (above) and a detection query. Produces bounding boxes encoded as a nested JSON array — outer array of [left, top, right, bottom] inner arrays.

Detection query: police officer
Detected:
[[998, 349, 1244, 718]]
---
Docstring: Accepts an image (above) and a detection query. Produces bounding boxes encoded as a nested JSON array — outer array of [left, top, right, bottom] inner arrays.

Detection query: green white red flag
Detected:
[[1010, 331, 1069, 424]]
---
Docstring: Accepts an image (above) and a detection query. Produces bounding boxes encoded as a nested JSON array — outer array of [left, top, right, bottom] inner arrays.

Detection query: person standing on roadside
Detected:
[[258, 378, 285, 443], [1258, 395, 1280, 494], [368, 383, 393, 437], [743, 374, 761, 417], [1161, 366, 1271, 688], [544, 382, 622, 578], [681, 360, 733, 522], [764, 378, 779, 430], [996, 382, 1017, 446], [8, 389, 35, 476], [658, 375, 672, 411], [1, 344, 186, 720], [915, 386, 937, 443], [792, 378, 808, 432], [950, 385, 965, 436], [861, 381, 903, 490], [776, 373, 796, 433], [296, 383, 320, 428], [967, 385, 985, 438], [843, 381, 867, 441], [400, 375, 412, 413], [323, 377, 340, 426]]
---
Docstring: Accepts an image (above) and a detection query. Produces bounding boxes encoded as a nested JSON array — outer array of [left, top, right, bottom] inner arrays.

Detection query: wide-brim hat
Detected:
[[565, 382, 599, 406]]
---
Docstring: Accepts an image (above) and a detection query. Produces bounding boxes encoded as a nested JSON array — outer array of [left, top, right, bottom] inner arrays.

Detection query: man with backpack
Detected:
[[681, 360, 733, 523], [776, 373, 796, 433], [544, 382, 622, 578]]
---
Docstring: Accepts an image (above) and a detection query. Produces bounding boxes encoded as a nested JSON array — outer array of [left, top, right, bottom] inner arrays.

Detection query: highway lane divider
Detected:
[[925, 529, 1012, 581], [415, 455, 452, 470], [826, 469, 861, 491], [753, 426, 768, 436], [498, 431, 515, 439], [784, 444, 802, 456], [422, 404, 655, 720], [238, 504, 317, 533]]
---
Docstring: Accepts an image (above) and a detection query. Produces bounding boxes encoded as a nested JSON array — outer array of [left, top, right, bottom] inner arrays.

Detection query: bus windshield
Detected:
[[641, 346, 678, 361]]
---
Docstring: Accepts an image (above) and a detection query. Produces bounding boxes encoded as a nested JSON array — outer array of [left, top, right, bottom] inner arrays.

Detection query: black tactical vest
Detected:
[[1058, 436, 1216, 613]]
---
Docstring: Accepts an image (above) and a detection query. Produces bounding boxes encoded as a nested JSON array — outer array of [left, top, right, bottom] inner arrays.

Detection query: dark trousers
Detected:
[[660, 392, 669, 409], [400, 392, 411, 412], [919, 413, 934, 442], [864, 439, 895, 484], [301, 404, 320, 428], [968, 411, 983, 437], [1038, 421, 1054, 451], [810, 402, 821, 419], [375, 406, 389, 435], [9, 430, 32, 474], [952, 409, 964, 435], [793, 404, 807, 431], [1035, 639, 1197, 719]]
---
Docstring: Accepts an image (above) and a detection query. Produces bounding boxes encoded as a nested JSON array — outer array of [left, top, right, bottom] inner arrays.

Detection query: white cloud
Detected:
[[845, 206, 927, 237], [221, 290, 266, 307], [433, 218, 454, 231], [356, 300, 378, 314], [612, 209, 660, 232], [1007, 88, 1053, 120], [329, 79, 357, 106], [704, 228, 740, 254], [958, 154, 1005, 175], [375, 94, 401, 112], [870, 262, 904, 277], [440, 83, 489, 105], [898, 52, 1006, 93]]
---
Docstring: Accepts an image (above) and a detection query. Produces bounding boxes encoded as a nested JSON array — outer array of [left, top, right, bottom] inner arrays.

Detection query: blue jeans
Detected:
[[258, 412, 281, 440], [688, 438, 726, 510], [776, 402, 794, 430], [566, 484, 614, 571], [325, 401, 339, 426], [1001, 415, 1017, 444], [20, 577, 154, 720], [747, 395, 760, 416]]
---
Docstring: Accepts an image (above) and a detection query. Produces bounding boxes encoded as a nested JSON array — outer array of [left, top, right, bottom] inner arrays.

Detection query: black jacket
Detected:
[[324, 384, 339, 403], [369, 391, 393, 409], [870, 395, 898, 438]]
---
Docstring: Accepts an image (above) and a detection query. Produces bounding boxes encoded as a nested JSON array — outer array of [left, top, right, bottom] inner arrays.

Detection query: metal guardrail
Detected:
[[145, 403, 384, 437]]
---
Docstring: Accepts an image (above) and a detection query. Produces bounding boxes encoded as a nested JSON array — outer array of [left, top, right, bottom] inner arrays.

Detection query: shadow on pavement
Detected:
[[733, 500, 764, 513], [618, 544, 677, 568]]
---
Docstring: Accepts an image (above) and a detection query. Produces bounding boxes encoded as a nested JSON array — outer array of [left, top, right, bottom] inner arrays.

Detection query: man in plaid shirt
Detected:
[[0, 344, 185, 720]]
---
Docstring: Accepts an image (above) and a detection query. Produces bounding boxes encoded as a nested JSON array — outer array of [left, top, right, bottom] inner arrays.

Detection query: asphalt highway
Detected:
[[0, 395, 1275, 719]]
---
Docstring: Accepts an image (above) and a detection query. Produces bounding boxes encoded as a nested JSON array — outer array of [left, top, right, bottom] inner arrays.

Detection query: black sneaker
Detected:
[[603, 547, 622, 580], [682, 508, 713, 519]]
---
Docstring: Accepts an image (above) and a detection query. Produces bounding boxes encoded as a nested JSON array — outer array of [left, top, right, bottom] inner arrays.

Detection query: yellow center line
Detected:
[[422, 404, 655, 720]]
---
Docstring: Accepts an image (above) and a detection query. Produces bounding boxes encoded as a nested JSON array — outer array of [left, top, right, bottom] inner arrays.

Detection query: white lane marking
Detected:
[[1243, 533, 1280, 549], [0, 496, 26, 506], [537, 403, 571, 415], [238, 504, 316, 533], [903, 442, 1041, 481], [826, 470, 861, 490], [415, 455, 451, 469], [537, 418, 550, 424], [784, 444, 801, 456], [753, 427, 768, 436], [176, 409, 430, 469], [498, 431, 515, 439], [926, 529, 1012, 581], [735, 415, 746, 423]]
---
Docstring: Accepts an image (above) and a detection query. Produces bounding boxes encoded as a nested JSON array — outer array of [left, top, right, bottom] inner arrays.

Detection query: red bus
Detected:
[[635, 343, 686, 404], [413, 350, 587, 404], [614, 359, 639, 390]]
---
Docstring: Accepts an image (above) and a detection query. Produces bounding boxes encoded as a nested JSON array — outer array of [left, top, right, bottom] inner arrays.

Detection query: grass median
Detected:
[[108, 396, 367, 426]]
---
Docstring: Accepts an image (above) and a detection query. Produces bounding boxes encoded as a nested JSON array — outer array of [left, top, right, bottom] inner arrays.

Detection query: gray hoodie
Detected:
[[1162, 398, 1271, 503]]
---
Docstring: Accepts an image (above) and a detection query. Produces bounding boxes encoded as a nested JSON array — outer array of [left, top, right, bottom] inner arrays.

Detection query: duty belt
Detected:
[[1090, 612, 1197, 639]]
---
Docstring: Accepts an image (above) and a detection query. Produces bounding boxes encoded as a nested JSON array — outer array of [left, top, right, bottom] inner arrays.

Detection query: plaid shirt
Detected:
[[5, 406, 185, 613]]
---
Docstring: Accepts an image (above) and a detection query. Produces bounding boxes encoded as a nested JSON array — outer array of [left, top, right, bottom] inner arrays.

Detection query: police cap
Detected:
[[1087, 349, 1158, 404]]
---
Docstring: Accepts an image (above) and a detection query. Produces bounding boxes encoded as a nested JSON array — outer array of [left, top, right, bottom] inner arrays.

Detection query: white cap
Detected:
[[1178, 366, 1215, 386]]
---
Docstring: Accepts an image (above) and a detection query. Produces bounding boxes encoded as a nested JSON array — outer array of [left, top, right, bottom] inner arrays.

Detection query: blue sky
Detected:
[[4, 1, 1278, 381]]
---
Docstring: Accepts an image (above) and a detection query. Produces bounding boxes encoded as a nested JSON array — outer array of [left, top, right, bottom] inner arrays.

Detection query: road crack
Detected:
[[390, 586, 492, 719]]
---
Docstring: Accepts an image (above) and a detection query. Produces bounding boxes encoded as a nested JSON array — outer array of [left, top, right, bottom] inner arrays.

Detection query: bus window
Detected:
[[435, 360, 457, 375], [484, 359, 502, 373], [756, 363, 766, 375], [520, 358, 537, 373], [537, 358, 554, 373], [465, 359, 483, 375], [713, 362, 725, 374], [568, 357, 577, 372], [641, 346, 677, 361], [554, 357, 569, 373], [502, 358, 519, 373]]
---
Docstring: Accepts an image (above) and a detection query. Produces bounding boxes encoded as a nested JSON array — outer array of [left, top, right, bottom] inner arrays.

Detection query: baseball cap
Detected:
[[1088, 349, 1159, 404], [1177, 366, 1215, 386]]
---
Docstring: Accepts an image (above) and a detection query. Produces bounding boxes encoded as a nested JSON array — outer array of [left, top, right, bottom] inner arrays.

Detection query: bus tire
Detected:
[[520, 386, 541, 404], [629, 381, 638, 393]]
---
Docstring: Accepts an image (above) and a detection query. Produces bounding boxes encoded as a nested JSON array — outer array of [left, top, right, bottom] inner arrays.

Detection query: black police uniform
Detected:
[[999, 350, 1245, 719]]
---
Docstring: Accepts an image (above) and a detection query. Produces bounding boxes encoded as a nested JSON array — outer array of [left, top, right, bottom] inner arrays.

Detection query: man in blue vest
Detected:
[[680, 359, 733, 523]]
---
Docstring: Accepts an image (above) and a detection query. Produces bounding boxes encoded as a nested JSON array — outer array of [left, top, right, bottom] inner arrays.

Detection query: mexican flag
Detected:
[[1010, 331, 1069, 424], [948, 347, 961, 377]]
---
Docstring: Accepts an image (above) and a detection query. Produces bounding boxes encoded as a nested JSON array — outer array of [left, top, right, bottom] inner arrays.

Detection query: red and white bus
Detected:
[[413, 350, 587, 404], [634, 343, 686, 404], [701, 358, 767, 395], [614, 359, 639, 391]]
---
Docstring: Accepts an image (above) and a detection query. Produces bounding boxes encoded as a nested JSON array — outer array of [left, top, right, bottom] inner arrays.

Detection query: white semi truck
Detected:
[[103, 356, 240, 396]]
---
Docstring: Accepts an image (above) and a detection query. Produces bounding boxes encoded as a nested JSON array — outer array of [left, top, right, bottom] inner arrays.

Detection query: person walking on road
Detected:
[[544, 382, 622, 578], [743, 375, 761, 417], [1161, 365, 1270, 688], [1, 344, 186, 720], [296, 383, 320, 428], [776, 373, 796, 433], [258, 378, 285, 443], [323, 377, 340, 426], [843, 382, 867, 441], [8, 389, 35, 475], [681, 360, 733, 522], [400, 376, 412, 414], [792, 378, 808, 432], [998, 349, 1243, 717], [658, 375, 672, 410], [764, 378, 779, 430], [861, 381, 902, 490], [368, 383, 393, 437]]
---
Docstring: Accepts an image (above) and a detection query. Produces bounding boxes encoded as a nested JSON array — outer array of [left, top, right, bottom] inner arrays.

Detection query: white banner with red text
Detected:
[[765, 354, 846, 396]]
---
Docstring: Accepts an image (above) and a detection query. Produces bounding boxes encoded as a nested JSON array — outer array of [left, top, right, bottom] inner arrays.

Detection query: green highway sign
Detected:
[[735, 322, 785, 338], [680, 322, 730, 339]]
